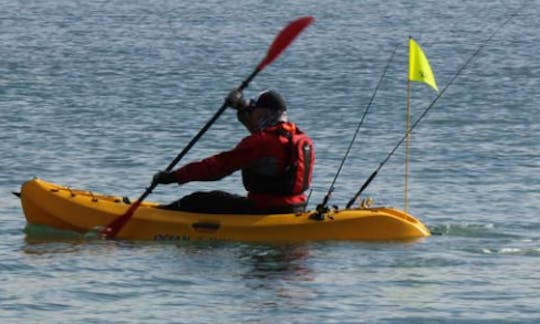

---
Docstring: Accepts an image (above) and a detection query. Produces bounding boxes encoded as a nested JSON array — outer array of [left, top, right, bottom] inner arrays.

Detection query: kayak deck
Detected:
[[19, 178, 431, 242]]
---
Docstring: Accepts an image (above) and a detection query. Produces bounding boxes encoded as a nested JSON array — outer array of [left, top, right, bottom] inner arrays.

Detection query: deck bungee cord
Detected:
[[345, 2, 529, 210], [313, 46, 399, 218]]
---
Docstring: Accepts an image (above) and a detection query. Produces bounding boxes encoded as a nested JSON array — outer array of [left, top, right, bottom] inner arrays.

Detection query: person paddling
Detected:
[[152, 89, 315, 214]]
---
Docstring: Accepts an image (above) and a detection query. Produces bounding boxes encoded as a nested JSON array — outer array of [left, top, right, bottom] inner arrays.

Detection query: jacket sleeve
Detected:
[[172, 134, 267, 184]]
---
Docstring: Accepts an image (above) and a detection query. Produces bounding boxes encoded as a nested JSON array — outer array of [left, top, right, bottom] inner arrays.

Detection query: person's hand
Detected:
[[152, 170, 177, 186], [225, 88, 248, 110]]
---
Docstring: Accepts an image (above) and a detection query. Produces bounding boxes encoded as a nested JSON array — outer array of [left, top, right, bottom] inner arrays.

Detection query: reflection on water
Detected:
[[236, 244, 318, 314], [241, 244, 313, 281]]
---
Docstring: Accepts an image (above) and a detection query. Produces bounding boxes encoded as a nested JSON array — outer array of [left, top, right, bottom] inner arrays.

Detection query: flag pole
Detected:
[[405, 79, 411, 212], [405, 36, 439, 213]]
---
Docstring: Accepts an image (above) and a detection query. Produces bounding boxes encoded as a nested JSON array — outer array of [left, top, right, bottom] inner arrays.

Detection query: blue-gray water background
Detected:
[[1, 0, 539, 322]]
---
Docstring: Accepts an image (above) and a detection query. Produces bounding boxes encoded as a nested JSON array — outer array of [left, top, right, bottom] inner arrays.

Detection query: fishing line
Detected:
[[345, 2, 528, 209], [315, 45, 398, 214]]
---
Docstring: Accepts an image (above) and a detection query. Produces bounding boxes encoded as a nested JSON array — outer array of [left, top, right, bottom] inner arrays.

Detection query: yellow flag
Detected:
[[409, 37, 438, 92]]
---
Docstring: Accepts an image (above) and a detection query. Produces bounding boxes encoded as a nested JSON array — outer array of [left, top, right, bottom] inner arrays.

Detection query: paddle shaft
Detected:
[[137, 69, 259, 204], [101, 16, 314, 238], [101, 70, 260, 238]]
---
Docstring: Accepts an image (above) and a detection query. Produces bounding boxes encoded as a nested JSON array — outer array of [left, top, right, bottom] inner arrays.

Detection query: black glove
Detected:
[[225, 88, 249, 110], [152, 170, 177, 186]]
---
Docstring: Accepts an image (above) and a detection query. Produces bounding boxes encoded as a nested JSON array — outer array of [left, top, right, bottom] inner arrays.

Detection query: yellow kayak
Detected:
[[19, 178, 430, 242]]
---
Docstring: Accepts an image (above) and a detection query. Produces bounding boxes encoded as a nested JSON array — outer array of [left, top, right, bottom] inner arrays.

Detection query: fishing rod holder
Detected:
[[310, 203, 339, 221], [359, 197, 374, 209]]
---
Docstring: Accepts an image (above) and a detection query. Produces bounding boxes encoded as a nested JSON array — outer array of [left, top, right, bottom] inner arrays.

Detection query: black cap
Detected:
[[254, 90, 287, 112]]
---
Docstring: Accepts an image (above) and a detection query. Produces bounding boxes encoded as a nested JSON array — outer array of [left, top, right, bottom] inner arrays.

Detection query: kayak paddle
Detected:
[[101, 16, 314, 239]]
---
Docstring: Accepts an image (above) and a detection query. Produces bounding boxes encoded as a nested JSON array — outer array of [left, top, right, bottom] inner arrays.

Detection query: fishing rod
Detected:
[[345, 4, 527, 209], [314, 45, 398, 217]]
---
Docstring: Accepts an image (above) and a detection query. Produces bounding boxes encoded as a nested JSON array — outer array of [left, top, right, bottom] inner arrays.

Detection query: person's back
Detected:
[[241, 120, 313, 212]]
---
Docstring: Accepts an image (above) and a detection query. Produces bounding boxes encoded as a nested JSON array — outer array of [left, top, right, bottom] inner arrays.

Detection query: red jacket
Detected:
[[173, 122, 313, 210]]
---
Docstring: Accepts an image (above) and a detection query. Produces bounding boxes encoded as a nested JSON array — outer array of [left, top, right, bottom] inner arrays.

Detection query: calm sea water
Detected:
[[1, 0, 539, 322]]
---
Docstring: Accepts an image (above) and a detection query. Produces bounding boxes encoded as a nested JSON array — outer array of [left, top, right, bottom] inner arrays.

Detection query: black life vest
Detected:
[[242, 125, 314, 195]]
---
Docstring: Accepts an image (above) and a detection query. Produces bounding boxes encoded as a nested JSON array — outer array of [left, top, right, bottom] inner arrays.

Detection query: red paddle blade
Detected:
[[100, 201, 141, 239], [257, 16, 314, 71]]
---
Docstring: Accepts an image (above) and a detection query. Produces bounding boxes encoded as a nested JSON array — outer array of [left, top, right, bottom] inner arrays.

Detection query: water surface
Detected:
[[1, 0, 539, 322]]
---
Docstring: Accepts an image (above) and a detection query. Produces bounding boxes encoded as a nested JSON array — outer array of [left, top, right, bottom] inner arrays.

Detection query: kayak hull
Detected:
[[19, 178, 431, 242]]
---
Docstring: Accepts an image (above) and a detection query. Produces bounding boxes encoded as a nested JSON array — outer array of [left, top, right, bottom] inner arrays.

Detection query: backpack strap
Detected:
[[275, 128, 295, 169]]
